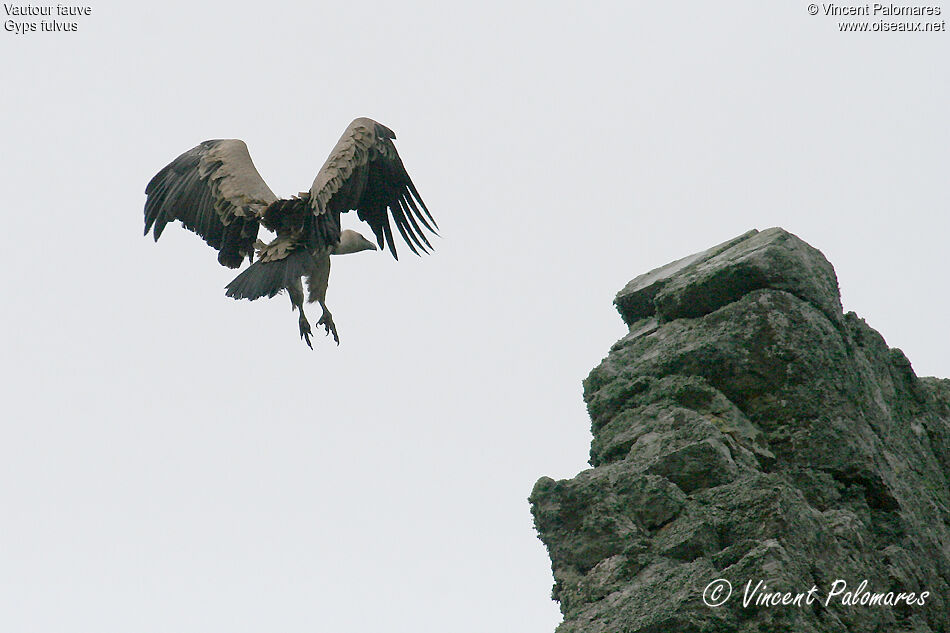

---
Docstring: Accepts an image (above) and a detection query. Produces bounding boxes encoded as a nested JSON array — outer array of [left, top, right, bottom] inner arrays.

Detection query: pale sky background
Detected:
[[1, 2, 947, 632]]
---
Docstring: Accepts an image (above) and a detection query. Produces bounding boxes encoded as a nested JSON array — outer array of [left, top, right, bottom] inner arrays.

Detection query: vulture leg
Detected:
[[288, 278, 313, 349], [306, 254, 339, 344], [317, 302, 339, 345]]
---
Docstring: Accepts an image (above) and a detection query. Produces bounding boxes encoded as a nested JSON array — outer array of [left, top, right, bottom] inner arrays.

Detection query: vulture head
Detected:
[[333, 229, 378, 255]]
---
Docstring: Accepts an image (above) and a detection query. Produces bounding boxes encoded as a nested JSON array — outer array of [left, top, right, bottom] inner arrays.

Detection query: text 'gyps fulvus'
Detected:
[[144, 118, 437, 348]]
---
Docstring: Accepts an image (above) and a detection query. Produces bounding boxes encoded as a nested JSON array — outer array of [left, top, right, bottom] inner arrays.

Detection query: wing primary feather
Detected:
[[396, 197, 428, 253], [391, 203, 421, 256], [382, 221, 398, 260], [144, 179, 170, 235], [407, 180, 437, 230], [154, 173, 193, 238], [399, 194, 433, 250]]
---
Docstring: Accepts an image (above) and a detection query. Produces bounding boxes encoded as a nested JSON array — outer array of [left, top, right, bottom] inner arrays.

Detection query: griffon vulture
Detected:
[[143, 118, 437, 347]]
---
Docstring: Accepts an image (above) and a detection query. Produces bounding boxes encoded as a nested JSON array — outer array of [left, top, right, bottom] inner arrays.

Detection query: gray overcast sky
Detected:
[[1, 1, 947, 632]]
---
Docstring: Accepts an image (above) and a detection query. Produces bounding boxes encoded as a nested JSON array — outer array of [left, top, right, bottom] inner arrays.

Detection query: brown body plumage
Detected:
[[143, 118, 437, 347]]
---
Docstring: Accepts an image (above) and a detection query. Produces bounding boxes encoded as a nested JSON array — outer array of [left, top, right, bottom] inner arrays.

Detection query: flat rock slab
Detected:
[[614, 227, 843, 326]]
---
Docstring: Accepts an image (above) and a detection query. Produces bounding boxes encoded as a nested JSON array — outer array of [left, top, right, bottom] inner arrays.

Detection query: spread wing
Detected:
[[309, 118, 437, 260], [144, 139, 278, 268]]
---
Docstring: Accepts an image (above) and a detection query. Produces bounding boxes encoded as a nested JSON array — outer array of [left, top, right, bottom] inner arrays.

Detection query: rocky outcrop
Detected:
[[530, 228, 950, 633]]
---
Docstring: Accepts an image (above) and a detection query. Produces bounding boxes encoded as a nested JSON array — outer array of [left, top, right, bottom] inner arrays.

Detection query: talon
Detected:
[[317, 311, 340, 345], [299, 317, 313, 349]]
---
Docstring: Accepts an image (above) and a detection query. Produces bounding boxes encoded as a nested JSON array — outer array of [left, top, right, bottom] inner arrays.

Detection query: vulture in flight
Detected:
[[143, 118, 437, 347]]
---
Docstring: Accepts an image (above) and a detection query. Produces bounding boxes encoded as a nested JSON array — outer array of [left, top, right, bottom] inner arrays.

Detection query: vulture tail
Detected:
[[224, 250, 315, 301]]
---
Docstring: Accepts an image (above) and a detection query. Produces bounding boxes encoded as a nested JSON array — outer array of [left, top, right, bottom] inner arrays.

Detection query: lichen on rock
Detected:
[[530, 228, 950, 633]]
